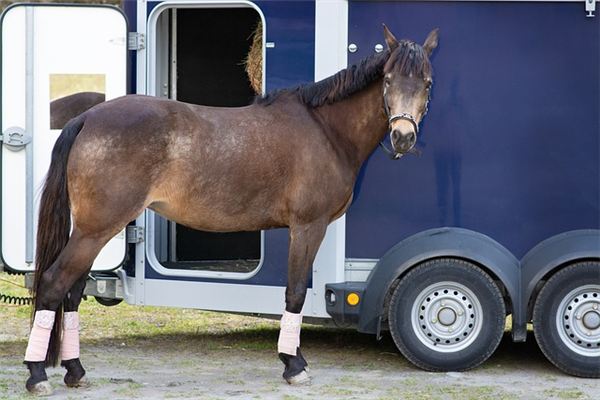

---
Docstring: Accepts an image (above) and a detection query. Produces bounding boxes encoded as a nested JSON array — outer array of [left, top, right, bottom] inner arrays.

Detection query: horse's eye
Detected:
[[384, 78, 391, 88], [425, 80, 433, 91]]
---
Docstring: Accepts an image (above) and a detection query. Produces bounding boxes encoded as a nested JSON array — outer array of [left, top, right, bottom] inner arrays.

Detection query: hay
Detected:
[[244, 19, 263, 95]]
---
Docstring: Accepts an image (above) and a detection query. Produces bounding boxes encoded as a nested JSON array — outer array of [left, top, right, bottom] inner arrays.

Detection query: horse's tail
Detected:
[[32, 116, 85, 367]]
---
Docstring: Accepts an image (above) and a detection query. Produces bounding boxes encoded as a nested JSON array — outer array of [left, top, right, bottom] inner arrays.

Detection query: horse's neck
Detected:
[[315, 80, 388, 168]]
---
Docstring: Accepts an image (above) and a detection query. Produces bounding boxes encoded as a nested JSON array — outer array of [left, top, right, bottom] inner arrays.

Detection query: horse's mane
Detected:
[[255, 39, 432, 108]]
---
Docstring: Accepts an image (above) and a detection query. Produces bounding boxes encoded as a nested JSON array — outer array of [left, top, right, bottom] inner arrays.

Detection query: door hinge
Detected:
[[586, 0, 596, 17], [126, 225, 144, 243], [128, 32, 145, 50]]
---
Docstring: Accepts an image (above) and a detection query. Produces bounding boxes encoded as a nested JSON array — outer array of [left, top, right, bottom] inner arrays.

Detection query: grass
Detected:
[[0, 270, 391, 362], [543, 388, 587, 399], [0, 270, 282, 340]]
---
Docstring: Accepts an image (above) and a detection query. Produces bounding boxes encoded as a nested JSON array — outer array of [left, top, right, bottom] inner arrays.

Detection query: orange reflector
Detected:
[[347, 292, 360, 306]]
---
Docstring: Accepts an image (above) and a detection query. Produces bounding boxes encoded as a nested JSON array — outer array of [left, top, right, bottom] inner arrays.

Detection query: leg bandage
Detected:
[[278, 311, 302, 356], [25, 310, 56, 362], [61, 312, 80, 361]]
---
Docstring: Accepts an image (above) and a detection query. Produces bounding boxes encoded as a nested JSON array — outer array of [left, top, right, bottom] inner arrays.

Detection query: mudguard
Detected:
[[357, 228, 521, 339], [520, 230, 600, 321]]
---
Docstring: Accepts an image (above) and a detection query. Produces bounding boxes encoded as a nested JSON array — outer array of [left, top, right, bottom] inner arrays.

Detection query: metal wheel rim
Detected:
[[555, 284, 600, 357], [411, 281, 484, 353]]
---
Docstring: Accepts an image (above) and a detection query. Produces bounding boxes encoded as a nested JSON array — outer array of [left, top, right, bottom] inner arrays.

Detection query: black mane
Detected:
[[255, 39, 432, 108]]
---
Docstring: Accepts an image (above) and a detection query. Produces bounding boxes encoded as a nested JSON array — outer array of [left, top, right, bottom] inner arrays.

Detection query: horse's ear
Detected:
[[383, 24, 399, 53], [423, 29, 439, 57]]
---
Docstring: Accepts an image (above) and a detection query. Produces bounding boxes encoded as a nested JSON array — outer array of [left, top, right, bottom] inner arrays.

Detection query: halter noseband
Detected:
[[380, 86, 422, 160]]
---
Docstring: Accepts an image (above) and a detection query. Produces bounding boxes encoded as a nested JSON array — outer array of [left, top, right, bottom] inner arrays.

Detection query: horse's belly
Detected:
[[148, 200, 283, 233]]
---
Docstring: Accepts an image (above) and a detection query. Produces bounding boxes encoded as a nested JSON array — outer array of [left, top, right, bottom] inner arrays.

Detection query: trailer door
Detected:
[[1, 4, 128, 272]]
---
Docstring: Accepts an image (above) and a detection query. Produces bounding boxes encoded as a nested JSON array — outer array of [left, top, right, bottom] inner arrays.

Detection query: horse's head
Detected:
[[382, 25, 438, 155]]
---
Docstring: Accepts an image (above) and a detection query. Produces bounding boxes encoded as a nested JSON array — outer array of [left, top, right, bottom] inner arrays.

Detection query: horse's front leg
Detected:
[[279, 221, 328, 385]]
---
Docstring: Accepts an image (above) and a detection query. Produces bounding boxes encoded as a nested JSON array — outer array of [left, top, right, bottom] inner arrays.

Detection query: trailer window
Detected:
[[49, 74, 105, 130]]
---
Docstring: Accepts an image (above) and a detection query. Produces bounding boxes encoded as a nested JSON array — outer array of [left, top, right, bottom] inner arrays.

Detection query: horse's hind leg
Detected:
[[25, 230, 110, 395], [279, 221, 328, 385], [28, 273, 90, 391], [25, 362, 51, 396], [61, 273, 90, 388]]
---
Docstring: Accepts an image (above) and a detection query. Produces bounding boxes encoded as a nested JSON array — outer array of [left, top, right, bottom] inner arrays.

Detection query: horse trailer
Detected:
[[1, 0, 598, 379]]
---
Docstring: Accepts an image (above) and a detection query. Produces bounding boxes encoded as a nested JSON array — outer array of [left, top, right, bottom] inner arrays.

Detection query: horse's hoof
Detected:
[[26, 380, 53, 396], [285, 369, 311, 386], [62, 358, 89, 388], [66, 376, 91, 388]]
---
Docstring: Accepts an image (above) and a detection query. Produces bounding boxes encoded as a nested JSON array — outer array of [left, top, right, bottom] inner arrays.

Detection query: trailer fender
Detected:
[[357, 228, 520, 338], [520, 229, 600, 321]]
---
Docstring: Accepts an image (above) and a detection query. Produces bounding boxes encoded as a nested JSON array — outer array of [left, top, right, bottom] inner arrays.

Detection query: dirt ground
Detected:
[[1, 325, 598, 400]]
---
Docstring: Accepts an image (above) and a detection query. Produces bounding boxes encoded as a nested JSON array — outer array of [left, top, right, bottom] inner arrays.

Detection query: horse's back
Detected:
[[66, 96, 195, 232], [65, 94, 352, 232], [65, 95, 288, 231]]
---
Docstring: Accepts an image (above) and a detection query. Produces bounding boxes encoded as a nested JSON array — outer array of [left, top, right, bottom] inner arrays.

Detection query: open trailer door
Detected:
[[1, 4, 128, 273]]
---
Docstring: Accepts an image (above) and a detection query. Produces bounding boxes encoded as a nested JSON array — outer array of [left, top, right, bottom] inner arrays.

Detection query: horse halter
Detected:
[[380, 86, 422, 160]]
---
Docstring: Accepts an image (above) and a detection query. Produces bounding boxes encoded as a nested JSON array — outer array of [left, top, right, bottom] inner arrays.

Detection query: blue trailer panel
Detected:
[[346, 1, 599, 260]]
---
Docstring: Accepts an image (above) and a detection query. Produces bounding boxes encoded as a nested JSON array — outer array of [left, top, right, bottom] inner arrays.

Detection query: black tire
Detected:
[[532, 261, 600, 378], [94, 296, 123, 307], [388, 258, 506, 371]]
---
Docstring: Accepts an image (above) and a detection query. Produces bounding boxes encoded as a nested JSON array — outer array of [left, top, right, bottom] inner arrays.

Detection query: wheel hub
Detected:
[[438, 307, 457, 326], [557, 285, 600, 356], [582, 310, 600, 330], [412, 282, 483, 353]]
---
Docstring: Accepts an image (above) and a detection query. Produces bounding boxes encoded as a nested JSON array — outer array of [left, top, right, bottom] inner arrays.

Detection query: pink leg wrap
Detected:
[[25, 310, 56, 362], [61, 312, 80, 361], [278, 311, 302, 356]]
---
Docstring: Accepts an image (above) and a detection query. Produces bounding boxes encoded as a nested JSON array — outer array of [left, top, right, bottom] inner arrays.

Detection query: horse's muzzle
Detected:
[[391, 129, 417, 154]]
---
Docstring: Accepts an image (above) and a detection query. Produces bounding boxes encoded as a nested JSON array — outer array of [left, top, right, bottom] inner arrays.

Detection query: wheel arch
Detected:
[[357, 228, 520, 337], [521, 229, 600, 322]]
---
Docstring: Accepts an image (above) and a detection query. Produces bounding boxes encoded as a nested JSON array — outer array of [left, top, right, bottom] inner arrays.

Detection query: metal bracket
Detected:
[[1, 126, 31, 152], [586, 0, 596, 17], [128, 32, 145, 50], [126, 225, 144, 243]]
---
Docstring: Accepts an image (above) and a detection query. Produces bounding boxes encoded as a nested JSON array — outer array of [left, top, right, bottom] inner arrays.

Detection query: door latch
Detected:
[[1, 126, 31, 152]]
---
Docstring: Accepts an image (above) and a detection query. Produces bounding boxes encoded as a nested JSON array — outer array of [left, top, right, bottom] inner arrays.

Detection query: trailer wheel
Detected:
[[532, 261, 600, 378], [94, 296, 123, 307], [388, 259, 505, 371]]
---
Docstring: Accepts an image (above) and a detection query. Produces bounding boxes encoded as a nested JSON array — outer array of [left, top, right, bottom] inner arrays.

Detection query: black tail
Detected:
[[32, 116, 85, 367]]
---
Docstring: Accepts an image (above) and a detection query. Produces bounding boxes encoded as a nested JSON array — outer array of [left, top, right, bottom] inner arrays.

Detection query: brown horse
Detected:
[[24, 25, 437, 395]]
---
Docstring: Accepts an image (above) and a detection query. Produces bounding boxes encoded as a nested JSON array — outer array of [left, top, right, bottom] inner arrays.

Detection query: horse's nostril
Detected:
[[392, 130, 416, 152]]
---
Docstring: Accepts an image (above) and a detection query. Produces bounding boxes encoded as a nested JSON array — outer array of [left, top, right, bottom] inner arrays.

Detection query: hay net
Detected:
[[243, 19, 263, 95]]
